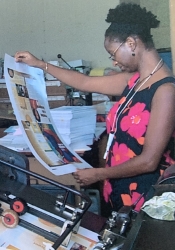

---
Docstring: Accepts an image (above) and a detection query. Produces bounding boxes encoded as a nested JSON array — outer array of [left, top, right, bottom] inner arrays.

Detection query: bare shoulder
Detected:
[[153, 80, 175, 108], [155, 80, 175, 97]]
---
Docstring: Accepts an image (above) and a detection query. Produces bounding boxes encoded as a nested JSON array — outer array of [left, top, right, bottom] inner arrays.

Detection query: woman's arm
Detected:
[[15, 51, 133, 96], [73, 82, 175, 185]]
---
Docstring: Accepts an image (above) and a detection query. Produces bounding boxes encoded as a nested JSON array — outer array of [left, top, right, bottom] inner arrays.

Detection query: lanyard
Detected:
[[103, 81, 138, 160], [103, 59, 163, 160]]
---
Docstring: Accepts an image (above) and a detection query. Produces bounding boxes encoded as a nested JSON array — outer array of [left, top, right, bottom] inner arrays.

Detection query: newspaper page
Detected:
[[4, 54, 92, 175]]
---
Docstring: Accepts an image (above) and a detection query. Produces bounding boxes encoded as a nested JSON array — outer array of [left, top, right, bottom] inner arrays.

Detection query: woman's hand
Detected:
[[15, 51, 45, 69], [72, 168, 104, 186]]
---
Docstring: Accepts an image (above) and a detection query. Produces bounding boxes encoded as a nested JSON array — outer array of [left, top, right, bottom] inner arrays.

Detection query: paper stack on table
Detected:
[[50, 106, 97, 149], [0, 126, 29, 152]]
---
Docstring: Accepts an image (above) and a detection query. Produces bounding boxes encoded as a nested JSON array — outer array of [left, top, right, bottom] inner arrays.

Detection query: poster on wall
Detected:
[[4, 54, 92, 175]]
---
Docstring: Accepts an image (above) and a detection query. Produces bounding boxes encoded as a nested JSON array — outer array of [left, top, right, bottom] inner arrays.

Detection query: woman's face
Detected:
[[104, 36, 137, 73]]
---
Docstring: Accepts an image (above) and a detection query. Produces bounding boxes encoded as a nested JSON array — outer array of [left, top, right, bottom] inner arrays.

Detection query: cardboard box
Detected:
[[48, 98, 67, 109], [0, 128, 6, 138], [28, 157, 79, 187], [0, 99, 13, 114], [46, 83, 67, 96], [0, 84, 9, 98]]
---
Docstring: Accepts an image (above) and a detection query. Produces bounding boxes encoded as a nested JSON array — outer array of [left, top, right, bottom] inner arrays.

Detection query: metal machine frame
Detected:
[[0, 145, 92, 250]]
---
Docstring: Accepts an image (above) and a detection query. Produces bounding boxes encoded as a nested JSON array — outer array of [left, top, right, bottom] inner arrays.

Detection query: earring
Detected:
[[132, 52, 135, 56]]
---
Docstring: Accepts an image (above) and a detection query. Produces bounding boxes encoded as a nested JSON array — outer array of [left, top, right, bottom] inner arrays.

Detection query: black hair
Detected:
[[105, 3, 160, 48]]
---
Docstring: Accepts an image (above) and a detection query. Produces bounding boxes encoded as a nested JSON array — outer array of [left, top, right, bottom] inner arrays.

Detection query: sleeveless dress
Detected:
[[103, 73, 175, 214]]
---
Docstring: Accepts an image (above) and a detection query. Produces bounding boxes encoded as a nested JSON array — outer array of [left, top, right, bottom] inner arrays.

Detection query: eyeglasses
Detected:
[[109, 42, 124, 61]]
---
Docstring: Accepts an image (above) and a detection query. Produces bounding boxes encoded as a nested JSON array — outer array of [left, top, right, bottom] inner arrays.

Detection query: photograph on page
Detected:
[[4, 54, 92, 175]]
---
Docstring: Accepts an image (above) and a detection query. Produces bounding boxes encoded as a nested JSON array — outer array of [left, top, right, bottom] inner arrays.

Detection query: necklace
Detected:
[[104, 58, 163, 159]]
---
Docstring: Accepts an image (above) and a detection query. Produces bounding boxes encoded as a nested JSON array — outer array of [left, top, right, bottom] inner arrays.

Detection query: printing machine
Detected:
[[92, 174, 175, 250], [0, 145, 92, 249], [121, 177, 175, 250], [0, 144, 175, 250]]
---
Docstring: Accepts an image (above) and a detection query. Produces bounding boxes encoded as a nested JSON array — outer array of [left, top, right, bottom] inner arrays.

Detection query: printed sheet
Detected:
[[4, 54, 92, 175]]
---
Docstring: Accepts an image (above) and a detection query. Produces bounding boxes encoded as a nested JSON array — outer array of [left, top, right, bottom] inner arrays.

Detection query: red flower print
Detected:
[[103, 180, 112, 202], [111, 142, 135, 166], [121, 102, 150, 139], [106, 73, 139, 134], [131, 192, 145, 211], [106, 102, 120, 133], [128, 72, 140, 89], [103, 145, 135, 202], [121, 183, 145, 212], [164, 150, 175, 165]]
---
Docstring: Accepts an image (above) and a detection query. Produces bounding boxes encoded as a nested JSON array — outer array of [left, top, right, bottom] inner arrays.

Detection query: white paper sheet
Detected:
[[4, 54, 92, 175]]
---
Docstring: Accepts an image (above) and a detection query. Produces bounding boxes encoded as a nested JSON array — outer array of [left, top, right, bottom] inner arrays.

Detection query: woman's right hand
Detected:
[[15, 51, 45, 69]]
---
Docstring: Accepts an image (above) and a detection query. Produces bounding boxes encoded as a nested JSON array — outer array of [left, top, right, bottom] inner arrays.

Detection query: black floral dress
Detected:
[[103, 73, 175, 214]]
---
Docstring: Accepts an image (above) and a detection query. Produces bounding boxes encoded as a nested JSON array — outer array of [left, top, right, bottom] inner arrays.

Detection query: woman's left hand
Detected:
[[72, 168, 103, 186]]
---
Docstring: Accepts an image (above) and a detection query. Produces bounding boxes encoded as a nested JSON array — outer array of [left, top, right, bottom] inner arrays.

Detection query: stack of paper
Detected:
[[0, 126, 29, 152], [50, 106, 97, 148]]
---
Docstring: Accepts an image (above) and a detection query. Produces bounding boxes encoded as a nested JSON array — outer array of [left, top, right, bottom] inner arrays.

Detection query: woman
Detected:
[[15, 3, 175, 216]]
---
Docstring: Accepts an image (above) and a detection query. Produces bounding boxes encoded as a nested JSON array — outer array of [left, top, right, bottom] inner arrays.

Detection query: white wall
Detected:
[[0, 0, 170, 68], [140, 0, 170, 49]]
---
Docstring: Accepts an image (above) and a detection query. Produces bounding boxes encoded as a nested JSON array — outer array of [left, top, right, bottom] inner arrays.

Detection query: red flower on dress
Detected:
[[103, 180, 112, 202], [121, 183, 145, 212], [106, 102, 120, 133], [128, 72, 140, 89], [111, 142, 135, 166], [103, 143, 135, 202], [164, 150, 175, 165], [121, 102, 150, 139], [106, 73, 140, 134]]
